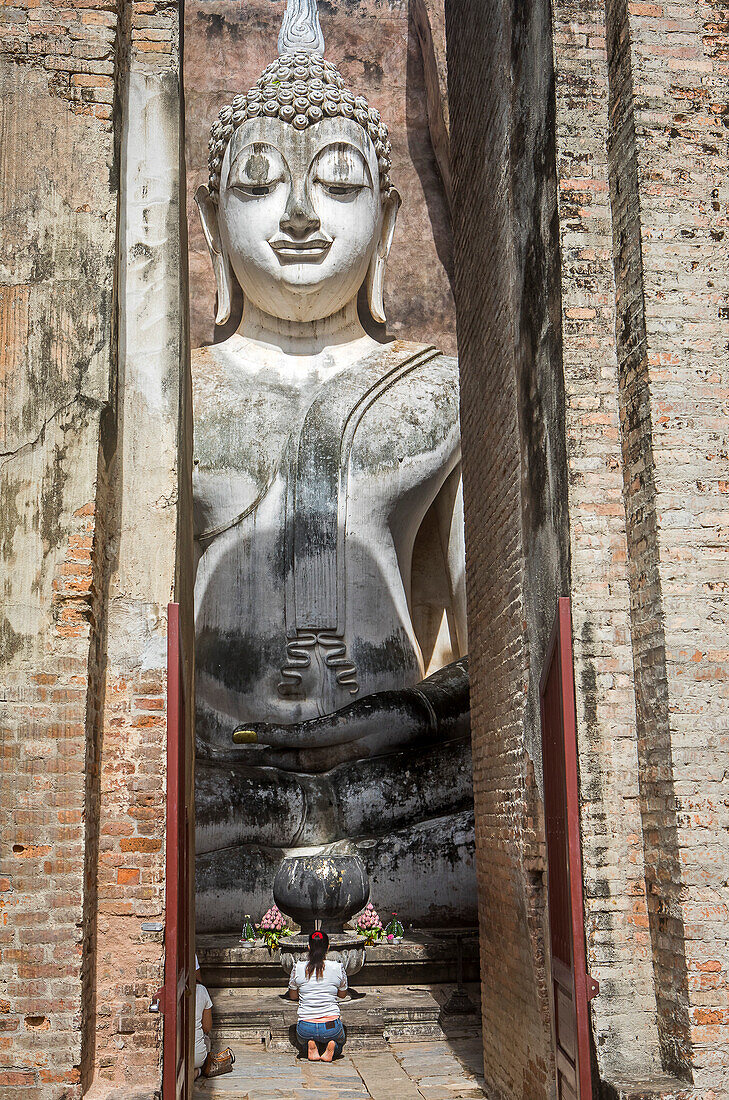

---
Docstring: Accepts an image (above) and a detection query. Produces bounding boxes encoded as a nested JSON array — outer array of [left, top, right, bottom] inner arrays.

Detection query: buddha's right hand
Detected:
[[232, 657, 469, 754]]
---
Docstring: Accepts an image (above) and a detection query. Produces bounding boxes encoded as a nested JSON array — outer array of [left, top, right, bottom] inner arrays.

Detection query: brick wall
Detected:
[[0, 0, 118, 1086], [0, 0, 191, 1096], [446, 1, 556, 1095], [604, 2, 729, 1090], [604, 0, 692, 1076], [552, 0, 665, 1079], [448, 0, 729, 1095], [0, 0, 117, 124]]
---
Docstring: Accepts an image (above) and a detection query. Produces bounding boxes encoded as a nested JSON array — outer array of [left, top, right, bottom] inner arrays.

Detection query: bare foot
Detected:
[[320, 1041, 336, 1062], [307, 1040, 321, 1061]]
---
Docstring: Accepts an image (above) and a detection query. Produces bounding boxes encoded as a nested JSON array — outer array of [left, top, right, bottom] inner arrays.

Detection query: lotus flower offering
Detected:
[[258, 904, 293, 952], [354, 902, 383, 945]]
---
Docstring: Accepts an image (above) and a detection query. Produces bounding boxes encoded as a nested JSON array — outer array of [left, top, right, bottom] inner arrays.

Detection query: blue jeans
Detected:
[[296, 1018, 346, 1056]]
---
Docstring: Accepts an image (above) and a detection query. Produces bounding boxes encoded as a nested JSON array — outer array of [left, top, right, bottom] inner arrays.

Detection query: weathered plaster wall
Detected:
[[87, 28, 193, 1094], [0, 0, 192, 1096], [0, 10, 118, 1092], [184, 0, 455, 356]]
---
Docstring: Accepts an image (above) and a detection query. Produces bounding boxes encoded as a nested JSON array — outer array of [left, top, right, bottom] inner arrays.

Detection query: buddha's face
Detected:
[[215, 116, 385, 323]]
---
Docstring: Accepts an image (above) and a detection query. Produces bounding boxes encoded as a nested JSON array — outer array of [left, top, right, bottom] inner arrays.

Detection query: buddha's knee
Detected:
[[195, 759, 308, 852]]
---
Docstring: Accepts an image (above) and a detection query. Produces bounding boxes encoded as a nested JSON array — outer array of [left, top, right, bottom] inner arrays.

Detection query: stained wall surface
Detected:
[[0, 10, 118, 1091], [0, 1, 192, 1097], [184, 0, 455, 355]]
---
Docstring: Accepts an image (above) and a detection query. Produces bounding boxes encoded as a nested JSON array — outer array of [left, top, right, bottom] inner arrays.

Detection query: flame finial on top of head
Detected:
[[278, 0, 325, 56]]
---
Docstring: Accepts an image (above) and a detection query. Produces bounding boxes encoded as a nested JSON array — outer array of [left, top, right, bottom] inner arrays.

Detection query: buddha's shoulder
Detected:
[[191, 341, 301, 416], [372, 340, 459, 416], [192, 343, 234, 408], [385, 340, 458, 383], [191, 342, 258, 394], [353, 342, 460, 463]]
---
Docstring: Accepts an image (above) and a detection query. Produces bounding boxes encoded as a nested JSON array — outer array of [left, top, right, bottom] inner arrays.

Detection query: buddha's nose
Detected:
[[280, 182, 320, 238]]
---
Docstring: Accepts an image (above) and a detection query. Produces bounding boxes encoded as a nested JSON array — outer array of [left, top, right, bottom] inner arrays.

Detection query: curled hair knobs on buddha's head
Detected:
[[206, 0, 393, 199]]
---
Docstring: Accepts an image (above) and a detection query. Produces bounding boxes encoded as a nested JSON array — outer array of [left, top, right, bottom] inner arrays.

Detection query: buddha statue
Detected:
[[193, 0, 475, 931]]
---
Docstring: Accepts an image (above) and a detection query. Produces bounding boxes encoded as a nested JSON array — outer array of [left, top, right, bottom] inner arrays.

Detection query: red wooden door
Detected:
[[540, 598, 598, 1100], [162, 603, 192, 1099]]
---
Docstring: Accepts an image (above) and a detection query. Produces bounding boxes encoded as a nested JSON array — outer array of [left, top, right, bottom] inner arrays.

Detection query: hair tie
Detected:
[[312, 931, 323, 939]]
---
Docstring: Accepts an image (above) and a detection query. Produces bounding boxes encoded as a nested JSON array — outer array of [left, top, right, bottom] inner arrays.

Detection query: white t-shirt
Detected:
[[288, 958, 348, 1021], [195, 982, 213, 1064]]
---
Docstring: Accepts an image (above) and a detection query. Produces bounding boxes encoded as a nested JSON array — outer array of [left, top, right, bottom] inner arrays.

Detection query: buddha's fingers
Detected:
[[232, 692, 427, 749], [234, 724, 469, 774], [231, 657, 470, 752]]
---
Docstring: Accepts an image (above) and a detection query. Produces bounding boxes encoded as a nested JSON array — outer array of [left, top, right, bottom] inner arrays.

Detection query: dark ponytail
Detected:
[[305, 930, 329, 980]]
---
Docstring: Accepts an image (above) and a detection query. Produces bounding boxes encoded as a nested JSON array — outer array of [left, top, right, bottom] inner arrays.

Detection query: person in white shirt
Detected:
[[287, 931, 348, 1061], [194, 955, 213, 1078]]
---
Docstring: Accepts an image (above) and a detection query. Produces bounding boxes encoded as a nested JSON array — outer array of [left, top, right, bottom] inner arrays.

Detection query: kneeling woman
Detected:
[[288, 931, 348, 1061]]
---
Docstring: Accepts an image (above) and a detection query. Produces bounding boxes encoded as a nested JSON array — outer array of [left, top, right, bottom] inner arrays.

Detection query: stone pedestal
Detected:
[[207, 984, 451, 1052], [196, 928, 480, 988], [279, 932, 366, 978]]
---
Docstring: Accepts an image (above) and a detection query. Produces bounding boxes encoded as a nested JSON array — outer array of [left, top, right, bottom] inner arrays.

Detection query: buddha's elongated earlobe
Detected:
[[195, 185, 235, 326], [366, 189, 401, 325]]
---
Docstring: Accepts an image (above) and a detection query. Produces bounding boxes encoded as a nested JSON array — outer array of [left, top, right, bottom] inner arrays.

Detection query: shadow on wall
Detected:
[[406, 0, 454, 289]]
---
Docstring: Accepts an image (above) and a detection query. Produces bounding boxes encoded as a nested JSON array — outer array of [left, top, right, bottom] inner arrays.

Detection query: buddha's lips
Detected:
[[269, 236, 332, 261]]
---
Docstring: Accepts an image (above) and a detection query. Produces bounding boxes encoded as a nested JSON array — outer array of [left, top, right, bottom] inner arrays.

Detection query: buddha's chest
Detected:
[[192, 354, 459, 545]]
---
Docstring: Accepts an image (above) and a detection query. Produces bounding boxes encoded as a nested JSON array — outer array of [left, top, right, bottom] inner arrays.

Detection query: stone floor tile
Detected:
[[248, 1091, 364, 1100], [192, 1030, 488, 1099], [418, 1090, 480, 1100], [349, 1051, 423, 1100], [416, 1074, 485, 1095], [444, 1038, 484, 1078], [390, 1040, 487, 1098], [193, 1082, 250, 1097]]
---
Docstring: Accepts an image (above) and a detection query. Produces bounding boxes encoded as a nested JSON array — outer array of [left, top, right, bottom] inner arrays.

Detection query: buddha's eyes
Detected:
[[236, 182, 277, 197], [313, 145, 371, 199], [228, 146, 285, 197], [316, 181, 364, 198]]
